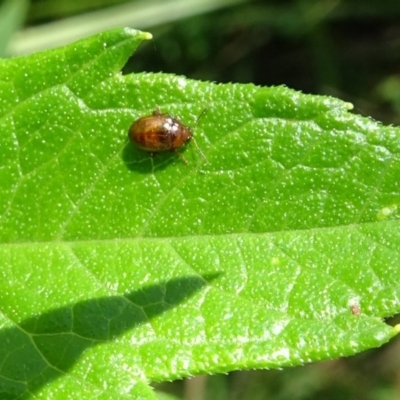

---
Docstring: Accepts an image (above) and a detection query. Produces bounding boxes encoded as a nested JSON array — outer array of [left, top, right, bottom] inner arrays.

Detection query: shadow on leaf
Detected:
[[122, 140, 189, 173], [0, 273, 220, 398]]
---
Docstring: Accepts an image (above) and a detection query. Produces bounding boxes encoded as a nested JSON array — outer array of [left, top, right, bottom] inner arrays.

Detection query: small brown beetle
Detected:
[[128, 108, 207, 163], [350, 303, 361, 316]]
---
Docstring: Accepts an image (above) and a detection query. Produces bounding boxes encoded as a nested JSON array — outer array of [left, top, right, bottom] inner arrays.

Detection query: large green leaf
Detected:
[[0, 28, 399, 399]]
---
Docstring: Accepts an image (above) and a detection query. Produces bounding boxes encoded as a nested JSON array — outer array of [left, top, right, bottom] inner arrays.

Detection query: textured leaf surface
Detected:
[[0, 28, 399, 399]]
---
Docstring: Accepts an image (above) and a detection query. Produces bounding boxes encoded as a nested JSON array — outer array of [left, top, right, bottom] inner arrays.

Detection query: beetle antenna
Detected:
[[192, 106, 209, 163], [191, 137, 207, 163], [177, 153, 189, 165], [194, 106, 209, 129]]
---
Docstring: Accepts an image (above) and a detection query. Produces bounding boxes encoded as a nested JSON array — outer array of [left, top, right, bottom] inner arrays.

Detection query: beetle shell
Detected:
[[129, 110, 192, 153]]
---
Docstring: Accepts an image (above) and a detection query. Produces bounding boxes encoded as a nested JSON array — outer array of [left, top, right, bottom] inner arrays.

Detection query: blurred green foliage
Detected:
[[0, 0, 28, 56], [26, 0, 129, 21]]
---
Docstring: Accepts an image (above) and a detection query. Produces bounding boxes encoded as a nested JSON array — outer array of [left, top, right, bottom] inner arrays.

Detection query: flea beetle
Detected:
[[128, 109, 207, 163]]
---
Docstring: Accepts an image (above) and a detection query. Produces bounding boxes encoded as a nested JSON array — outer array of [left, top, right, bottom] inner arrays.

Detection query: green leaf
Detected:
[[1, 27, 399, 399]]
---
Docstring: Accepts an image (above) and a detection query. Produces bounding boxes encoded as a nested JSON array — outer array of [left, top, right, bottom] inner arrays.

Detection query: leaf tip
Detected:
[[345, 101, 354, 111], [391, 324, 400, 338], [123, 27, 152, 41]]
